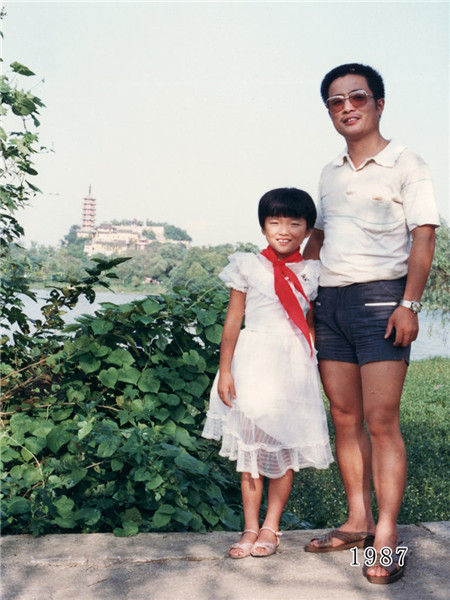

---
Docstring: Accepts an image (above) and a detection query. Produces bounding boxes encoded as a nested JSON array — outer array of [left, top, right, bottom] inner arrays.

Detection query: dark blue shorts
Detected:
[[315, 278, 410, 366]]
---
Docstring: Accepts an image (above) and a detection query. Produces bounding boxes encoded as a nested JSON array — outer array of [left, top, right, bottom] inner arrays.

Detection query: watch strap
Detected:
[[399, 299, 422, 313]]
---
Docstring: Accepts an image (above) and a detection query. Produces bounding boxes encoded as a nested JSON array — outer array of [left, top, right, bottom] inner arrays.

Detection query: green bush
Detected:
[[1, 288, 242, 536], [2, 303, 448, 535]]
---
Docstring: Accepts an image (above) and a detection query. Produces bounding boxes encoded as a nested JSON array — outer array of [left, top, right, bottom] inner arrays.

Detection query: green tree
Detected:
[[422, 219, 450, 312], [0, 49, 46, 337], [0, 22, 129, 361], [168, 243, 260, 291], [108, 242, 187, 291], [62, 225, 88, 258], [142, 228, 156, 240], [164, 224, 192, 242]]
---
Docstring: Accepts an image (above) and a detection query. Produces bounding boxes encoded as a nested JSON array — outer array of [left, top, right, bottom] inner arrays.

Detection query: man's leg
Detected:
[[361, 359, 408, 577], [310, 360, 375, 548]]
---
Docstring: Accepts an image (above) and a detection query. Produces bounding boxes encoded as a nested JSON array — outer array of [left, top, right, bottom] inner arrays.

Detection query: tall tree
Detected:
[[0, 14, 46, 337]]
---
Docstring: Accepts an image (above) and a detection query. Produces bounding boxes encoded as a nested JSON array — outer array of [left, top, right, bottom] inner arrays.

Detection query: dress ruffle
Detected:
[[202, 408, 333, 479]]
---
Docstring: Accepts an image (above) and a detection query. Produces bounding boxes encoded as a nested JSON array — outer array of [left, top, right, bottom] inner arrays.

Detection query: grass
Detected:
[[284, 357, 449, 529]]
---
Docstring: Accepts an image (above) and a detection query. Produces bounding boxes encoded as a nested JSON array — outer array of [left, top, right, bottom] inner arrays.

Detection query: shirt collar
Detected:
[[332, 139, 406, 169]]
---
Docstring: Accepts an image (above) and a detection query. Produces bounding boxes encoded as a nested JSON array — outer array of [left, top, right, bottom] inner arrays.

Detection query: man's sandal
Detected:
[[228, 529, 259, 559], [250, 526, 282, 557], [363, 552, 405, 585], [304, 529, 375, 553]]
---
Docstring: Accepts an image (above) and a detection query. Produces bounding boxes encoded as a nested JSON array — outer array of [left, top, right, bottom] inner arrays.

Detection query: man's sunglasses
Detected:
[[325, 90, 374, 113]]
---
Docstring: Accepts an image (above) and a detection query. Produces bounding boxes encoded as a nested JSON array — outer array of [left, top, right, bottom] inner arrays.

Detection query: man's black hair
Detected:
[[320, 63, 385, 104]]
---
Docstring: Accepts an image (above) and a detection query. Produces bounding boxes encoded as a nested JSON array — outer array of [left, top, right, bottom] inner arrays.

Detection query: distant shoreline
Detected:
[[14, 289, 450, 362]]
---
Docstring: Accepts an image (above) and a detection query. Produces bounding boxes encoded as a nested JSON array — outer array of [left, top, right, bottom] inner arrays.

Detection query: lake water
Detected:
[[10, 290, 450, 361]]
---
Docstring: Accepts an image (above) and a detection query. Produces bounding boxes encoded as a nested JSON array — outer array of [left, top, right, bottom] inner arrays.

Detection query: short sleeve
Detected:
[[300, 260, 320, 301], [219, 253, 250, 292], [314, 173, 325, 231], [399, 151, 440, 230]]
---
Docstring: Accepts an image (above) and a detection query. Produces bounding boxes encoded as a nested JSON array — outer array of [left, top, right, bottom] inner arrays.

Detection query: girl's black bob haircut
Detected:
[[258, 187, 316, 230]]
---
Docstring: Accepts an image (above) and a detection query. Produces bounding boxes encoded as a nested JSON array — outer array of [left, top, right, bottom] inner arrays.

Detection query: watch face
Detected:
[[411, 301, 422, 313]]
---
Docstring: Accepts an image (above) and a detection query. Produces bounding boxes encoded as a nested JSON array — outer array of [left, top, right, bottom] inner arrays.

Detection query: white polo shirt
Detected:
[[315, 140, 440, 287]]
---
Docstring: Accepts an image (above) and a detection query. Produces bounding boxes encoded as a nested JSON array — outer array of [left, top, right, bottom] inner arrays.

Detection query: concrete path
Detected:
[[1, 522, 448, 600]]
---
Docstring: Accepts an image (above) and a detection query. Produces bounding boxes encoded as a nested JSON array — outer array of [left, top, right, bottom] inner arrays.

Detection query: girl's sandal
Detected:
[[250, 526, 282, 557], [228, 529, 259, 559]]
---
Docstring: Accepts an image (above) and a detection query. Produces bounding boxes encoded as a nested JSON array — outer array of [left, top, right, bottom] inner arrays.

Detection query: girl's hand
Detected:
[[217, 372, 236, 408]]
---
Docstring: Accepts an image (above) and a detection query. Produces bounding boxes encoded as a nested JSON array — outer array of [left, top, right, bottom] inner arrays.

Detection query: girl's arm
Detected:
[[217, 288, 246, 407]]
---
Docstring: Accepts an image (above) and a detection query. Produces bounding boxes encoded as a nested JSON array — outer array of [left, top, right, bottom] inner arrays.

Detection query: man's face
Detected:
[[326, 74, 384, 141]]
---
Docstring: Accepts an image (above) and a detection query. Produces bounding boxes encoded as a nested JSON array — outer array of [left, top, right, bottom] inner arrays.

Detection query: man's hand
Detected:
[[385, 306, 419, 347], [217, 371, 236, 407]]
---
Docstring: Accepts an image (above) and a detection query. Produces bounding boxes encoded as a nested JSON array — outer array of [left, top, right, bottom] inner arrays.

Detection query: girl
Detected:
[[202, 188, 333, 558]]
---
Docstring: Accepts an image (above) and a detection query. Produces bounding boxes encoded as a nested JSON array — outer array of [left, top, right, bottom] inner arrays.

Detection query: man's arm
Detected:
[[303, 228, 324, 260], [385, 224, 436, 347]]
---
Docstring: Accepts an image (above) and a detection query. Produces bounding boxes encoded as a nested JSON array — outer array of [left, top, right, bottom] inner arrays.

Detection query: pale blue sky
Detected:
[[2, 1, 449, 248]]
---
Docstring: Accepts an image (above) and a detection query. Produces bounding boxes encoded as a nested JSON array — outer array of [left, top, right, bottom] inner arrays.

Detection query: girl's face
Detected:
[[262, 216, 311, 259]]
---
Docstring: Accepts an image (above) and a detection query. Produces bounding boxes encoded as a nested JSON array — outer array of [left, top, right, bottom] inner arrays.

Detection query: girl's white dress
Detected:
[[202, 252, 333, 479]]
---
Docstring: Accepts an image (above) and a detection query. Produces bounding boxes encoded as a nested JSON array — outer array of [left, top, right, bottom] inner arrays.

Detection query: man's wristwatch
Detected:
[[399, 299, 423, 314]]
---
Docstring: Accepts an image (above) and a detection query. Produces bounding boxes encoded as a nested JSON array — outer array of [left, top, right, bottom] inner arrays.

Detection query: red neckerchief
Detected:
[[261, 245, 312, 356]]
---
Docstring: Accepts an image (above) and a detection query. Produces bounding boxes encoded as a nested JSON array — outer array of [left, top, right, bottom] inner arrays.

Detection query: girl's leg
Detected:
[[229, 472, 263, 557], [251, 469, 293, 556]]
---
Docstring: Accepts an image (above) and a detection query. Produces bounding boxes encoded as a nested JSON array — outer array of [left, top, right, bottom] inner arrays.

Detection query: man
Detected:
[[303, 63, 439, 584]]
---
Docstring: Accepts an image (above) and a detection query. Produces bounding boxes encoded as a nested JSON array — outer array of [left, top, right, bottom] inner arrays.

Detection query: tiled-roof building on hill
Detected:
[[76, 188, 190, 256]]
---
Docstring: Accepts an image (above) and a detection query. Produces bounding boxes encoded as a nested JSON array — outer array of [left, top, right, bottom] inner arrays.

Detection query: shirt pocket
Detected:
[[352, 181, 405, 233]]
